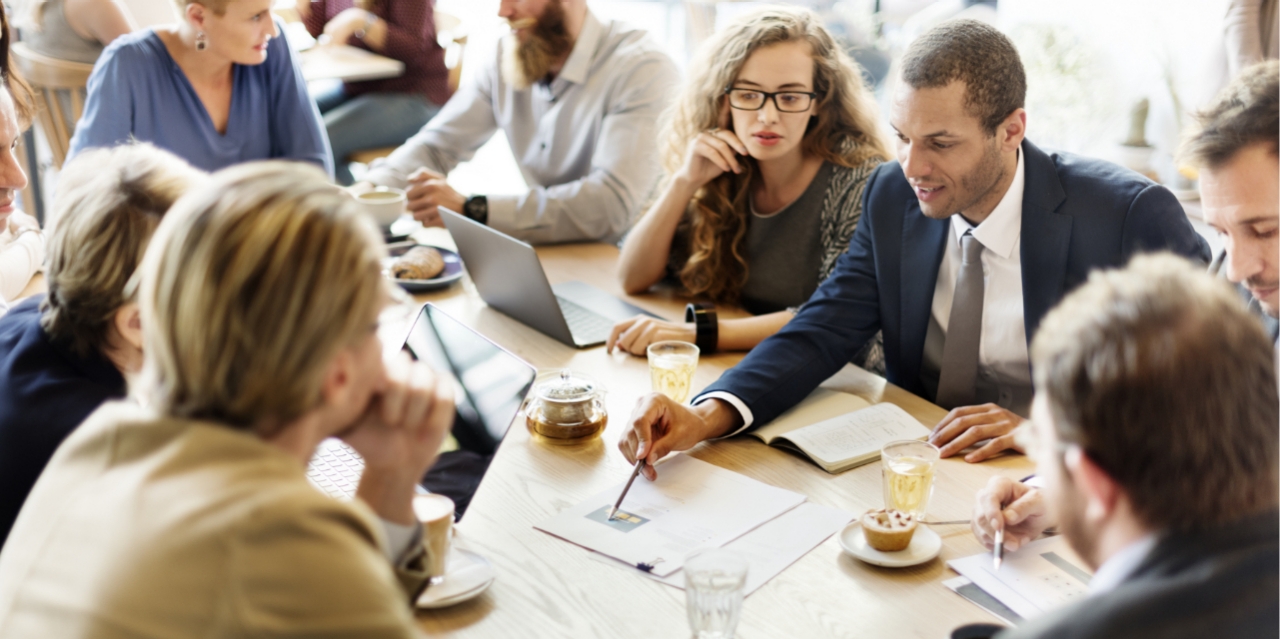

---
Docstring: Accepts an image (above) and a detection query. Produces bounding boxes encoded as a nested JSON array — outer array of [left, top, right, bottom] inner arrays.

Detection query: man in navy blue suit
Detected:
[[618, 19, 1210, 478]]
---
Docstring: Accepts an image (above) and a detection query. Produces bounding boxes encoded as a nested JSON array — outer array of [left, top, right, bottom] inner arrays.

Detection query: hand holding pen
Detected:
[[971, 476, 1056, 561]]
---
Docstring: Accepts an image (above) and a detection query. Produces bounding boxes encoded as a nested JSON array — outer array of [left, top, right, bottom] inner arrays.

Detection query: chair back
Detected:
[[10, 42, 94, 168]]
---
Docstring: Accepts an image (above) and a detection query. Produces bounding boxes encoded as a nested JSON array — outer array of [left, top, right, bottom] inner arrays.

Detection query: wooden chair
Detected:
[[10, 42, 94, 169], [346, 10, 467, 169]]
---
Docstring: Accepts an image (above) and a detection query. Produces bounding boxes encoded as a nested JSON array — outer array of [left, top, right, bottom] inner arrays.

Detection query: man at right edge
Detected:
[[617, 19, 1210, 477]]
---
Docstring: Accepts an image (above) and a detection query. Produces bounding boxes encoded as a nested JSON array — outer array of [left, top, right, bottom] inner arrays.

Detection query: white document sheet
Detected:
[[947, 535, 1094, 619], [534, 455, 807, 577], [588, 502, 854, 596]]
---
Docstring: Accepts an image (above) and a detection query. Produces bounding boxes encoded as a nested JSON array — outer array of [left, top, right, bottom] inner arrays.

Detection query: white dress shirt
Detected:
[[364, 12, 679, 245], [0, 226, 45, 306], [702, 151, 1033, 434], [1089, 534, 1157, 594], [922, 148, 1033, 417]]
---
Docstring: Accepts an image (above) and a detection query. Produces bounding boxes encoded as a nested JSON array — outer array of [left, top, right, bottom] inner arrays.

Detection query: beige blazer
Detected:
[[0, 401, 428, 638]]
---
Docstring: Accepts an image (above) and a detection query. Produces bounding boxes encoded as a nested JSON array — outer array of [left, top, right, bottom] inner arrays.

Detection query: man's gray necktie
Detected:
[[935, 230, 984, 409]]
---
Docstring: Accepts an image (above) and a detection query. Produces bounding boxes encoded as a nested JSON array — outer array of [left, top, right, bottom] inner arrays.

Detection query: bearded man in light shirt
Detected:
[[616, 19, 1210, 477], [356, 0, 678, 244]]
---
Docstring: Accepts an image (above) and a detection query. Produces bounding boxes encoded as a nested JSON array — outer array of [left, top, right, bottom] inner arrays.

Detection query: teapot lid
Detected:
[[534, 369, 599, 403]]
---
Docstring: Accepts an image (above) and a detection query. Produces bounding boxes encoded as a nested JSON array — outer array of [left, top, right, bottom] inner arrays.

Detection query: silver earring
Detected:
[[195, 31, 208, 51]]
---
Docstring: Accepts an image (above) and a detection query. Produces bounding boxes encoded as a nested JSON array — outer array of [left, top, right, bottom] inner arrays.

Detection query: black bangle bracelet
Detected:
[[684, 302, 718, 354]]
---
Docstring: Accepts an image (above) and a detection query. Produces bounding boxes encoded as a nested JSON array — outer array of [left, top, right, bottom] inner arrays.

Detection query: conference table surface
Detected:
[[404, 227, 1034, 638]]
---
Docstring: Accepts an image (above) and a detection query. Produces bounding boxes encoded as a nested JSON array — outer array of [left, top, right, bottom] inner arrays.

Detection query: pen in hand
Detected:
[[607, 460, 646, 521], [993, 524, 1004, 571]]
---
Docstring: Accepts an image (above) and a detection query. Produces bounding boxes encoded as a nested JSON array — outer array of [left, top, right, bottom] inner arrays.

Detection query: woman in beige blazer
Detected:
[[0, 161, 455, 638]]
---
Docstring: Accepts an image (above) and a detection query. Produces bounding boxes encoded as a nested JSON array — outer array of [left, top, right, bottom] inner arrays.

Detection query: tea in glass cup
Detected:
[[647, 341, 699, 403], [880, 440, 940, 519]]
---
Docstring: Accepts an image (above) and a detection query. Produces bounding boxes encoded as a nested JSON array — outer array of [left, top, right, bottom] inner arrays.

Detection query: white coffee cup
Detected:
[[413, 493, 455, 585], [356, 186, 407, 229]]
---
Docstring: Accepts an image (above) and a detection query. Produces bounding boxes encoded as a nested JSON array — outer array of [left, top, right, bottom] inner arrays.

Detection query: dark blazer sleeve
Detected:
[[1121, 184, 1211, 264], [697, 164, 889, 430]]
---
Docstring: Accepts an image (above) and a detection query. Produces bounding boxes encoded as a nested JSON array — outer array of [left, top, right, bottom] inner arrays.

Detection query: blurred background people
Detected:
[[0, 143, 203, 550], [609, 8, 889, 365], [356, 0, 679, 244], [67, 0, 332, 175], [14, 0, 137, 64], [300, 0, 453, 185]]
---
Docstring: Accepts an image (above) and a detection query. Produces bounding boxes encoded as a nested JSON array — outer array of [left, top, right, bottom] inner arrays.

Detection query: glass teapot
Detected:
[[524, 369, 608, 445]]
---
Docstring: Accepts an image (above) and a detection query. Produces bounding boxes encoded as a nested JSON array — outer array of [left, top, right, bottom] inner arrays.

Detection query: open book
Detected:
[[747, 388, 932, 473]]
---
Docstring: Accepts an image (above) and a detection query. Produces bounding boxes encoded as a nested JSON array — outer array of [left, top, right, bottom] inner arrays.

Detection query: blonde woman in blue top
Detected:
[[68, 0, 332, 175]]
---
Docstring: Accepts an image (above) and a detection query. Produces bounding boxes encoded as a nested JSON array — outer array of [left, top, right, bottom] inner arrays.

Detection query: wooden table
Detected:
[[407, 228, 1031, 638], [299, 44, 405, 83]]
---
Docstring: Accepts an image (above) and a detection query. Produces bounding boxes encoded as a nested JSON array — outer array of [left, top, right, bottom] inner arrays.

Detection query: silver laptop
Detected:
[[307, 304, 536, 519], [439, 207, 660, 348]]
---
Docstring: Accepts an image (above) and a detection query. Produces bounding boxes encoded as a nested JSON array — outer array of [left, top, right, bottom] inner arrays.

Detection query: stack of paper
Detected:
[[946, 535, 1094, 624], [535, 455, 853, 592]]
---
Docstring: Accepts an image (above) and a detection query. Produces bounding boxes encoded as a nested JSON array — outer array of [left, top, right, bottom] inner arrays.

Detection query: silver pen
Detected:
[[993, 527, 1005, 571], [607, 460, 645, 520]]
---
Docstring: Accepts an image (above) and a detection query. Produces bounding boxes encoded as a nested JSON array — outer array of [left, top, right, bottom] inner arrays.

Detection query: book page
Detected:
[[534, 455, 806, 577], [780, 403, 930, 467], [750, 388, 873, 444]]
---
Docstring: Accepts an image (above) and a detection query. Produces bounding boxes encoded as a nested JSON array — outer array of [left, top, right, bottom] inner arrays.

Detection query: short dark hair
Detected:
[[900, 19, 1025, 135], [1032, 254, 1279, 533], [1180, 61, 1279, 169]]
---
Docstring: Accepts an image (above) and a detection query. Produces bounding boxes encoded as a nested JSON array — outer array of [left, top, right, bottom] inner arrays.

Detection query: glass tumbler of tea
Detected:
[[647, 341, 699, 404], [881, 440, 940, 520]]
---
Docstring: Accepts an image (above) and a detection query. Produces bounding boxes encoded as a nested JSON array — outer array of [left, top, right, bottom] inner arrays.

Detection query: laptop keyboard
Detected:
[[556, 295, 614, 343], [307, 439, 363, 499]]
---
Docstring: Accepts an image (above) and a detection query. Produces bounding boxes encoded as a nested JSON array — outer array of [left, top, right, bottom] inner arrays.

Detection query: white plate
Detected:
[[838, 520, 942, 568], [416, 548, 495, 609]]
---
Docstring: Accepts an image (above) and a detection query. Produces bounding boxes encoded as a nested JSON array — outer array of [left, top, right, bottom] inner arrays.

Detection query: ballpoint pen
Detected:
[[607, 460, 645, 521], [993, 527, 1004, 571]]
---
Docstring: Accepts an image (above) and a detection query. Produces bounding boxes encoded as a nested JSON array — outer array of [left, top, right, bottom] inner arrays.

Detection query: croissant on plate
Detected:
[[391, 246, 445, 280]]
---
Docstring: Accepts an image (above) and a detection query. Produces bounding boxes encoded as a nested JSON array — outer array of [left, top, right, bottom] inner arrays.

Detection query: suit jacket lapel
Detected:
[[1020, 140, 1071, 344], [900, 198, 948, 386]]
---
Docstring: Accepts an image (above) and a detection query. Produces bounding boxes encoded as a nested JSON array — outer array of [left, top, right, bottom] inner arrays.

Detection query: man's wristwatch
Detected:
[[463, 195, 489, 225], [685, 302, 718, 354]]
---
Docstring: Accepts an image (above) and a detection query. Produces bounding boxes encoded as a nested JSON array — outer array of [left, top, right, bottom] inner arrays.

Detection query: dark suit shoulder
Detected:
[[861, 160, 914, 214], [998, 515, 1279, 639]]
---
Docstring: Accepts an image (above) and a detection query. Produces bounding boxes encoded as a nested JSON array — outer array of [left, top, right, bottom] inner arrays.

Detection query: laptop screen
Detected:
[[402, 304, 536, 517]]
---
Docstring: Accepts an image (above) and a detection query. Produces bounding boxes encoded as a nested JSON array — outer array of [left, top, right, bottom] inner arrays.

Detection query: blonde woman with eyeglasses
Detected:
[[0, 162, 453, 637], [608, 7, 890, 362]]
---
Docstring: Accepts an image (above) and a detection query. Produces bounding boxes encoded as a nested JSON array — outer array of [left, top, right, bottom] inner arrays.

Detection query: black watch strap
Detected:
[[684, 302, 718, 354], [464, 195, 489, 225]]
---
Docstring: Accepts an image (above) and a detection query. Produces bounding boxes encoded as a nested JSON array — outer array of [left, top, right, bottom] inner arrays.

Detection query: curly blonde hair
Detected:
[[661, 7, 889, 304]]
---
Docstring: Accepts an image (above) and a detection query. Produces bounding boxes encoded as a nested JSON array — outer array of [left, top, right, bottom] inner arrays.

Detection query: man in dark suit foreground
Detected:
[[967, 254, 1277, 639], [617, 19, 1210, 477]]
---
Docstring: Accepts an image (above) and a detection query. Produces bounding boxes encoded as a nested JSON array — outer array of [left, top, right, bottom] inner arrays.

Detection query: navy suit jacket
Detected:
[[0, 296, 126, 549], [702, 140, 1211, 429]]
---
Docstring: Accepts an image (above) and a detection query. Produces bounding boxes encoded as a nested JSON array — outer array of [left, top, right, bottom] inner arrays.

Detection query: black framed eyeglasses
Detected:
[[724, 87, 820, 113]]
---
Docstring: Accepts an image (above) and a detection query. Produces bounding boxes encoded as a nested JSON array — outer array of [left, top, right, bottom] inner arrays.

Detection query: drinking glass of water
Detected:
[[647, 341, 699, 404], [881, 440, 940, 520], [684, 548, 747, 639]]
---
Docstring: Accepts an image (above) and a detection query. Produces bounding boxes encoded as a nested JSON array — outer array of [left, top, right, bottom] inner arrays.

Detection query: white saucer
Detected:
[[838, 520, 942, 568], [416, 548, 495, 609]]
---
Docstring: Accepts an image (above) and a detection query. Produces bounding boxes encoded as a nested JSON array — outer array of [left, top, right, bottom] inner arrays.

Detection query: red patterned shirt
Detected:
[[303, 0, 452, 105]]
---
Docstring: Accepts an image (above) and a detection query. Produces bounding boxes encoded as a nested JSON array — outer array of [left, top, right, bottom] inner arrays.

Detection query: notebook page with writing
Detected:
[[776, 403, 930, 472]]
